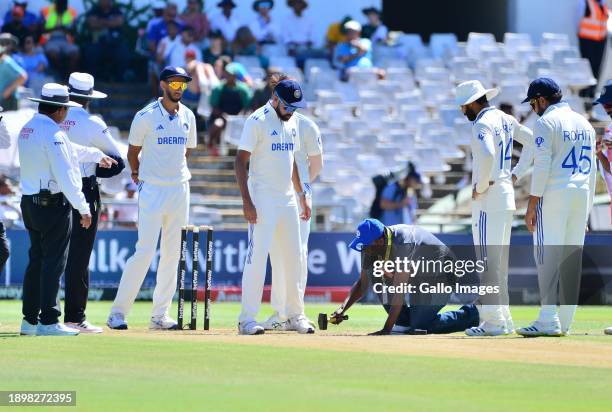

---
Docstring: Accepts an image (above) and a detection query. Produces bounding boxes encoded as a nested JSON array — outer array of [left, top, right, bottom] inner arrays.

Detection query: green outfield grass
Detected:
[[1, 302, 612, 411]]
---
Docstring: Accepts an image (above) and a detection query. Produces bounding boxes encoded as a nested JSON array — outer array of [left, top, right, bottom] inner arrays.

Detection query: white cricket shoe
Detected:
[[36, 323, 80, 336], [506, 318, 515, 334], [20, 319, 37, 336], [107, 312, 128, 330], [390, 324, 411, 335], [149, 315, 178, 330], [65, 321, 103, 334], [465, 322, 508, 337], [238, 321, 265, 335], [605, 327, 612, 335], [516, 320, 563, 337], [262, 313, 289, 331], [288, 315, 315, 334]]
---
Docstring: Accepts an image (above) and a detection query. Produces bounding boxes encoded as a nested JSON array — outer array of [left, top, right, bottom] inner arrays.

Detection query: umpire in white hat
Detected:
[[18, 83, 117, 336], [62, 73, 125, 333]]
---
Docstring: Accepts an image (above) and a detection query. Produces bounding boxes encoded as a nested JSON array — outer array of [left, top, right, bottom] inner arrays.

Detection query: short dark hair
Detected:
[[38, 103, 64, 115], [545, 92, 563, 105], [475, 95, 488, 105]]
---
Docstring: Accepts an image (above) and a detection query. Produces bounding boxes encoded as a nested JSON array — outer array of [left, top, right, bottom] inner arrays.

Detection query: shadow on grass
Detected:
[[0, 332, 20, 338]]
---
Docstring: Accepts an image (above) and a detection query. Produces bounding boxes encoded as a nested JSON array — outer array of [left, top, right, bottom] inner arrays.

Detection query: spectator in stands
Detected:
[[185, 49, 219, 115], [379, 171, 420, 226], [2, 6, 31, 45], [147, 2, 183, 96], [180, 0, 210, 46], [113, 182, 138, 228], [325, 15, 351, 57], [40, 0, 79, 78], [84, 0, 130, 81], [0, 43, 27, 111], [158, 25, 202, 69], [3, 1, 40, 33], [16, 34, 48, 90], [232, 25, 269, 68], [0, 175, 22, 227], [285, 0, 319, 68], [203, 29, 226, 64], [213, 55, 254, 87], [208, 62, 253, 155], [210, 0, 240, 43], [361, 7, 387, 44], [250, 67, 281, 111], [249, 0, 279, 45], [577, 0, 608, 97], [333, 20, 373, 80]]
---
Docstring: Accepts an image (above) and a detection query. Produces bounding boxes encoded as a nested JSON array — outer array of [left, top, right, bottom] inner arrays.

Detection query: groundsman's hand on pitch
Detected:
[[329, 309, 345, 325], [368, 329, 391, 336], [243, 200, 257, 224]]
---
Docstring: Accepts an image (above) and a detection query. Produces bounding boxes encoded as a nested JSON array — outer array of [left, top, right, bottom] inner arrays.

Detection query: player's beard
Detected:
[[167, 93, 182, 103], [274, 105, 292, 122], [463, 107, 477, 122]]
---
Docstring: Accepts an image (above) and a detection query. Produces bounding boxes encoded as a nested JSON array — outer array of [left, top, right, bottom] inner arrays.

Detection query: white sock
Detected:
[[537, 305, 559, 323], [558, 305, 577, 333]]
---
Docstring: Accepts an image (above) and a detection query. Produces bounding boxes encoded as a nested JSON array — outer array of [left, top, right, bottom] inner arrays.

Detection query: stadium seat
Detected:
[[552, 48, 581, 66], [394, 91, 423, 106], [437, 105, 462, 127], [398, 33, 429, 66], [414, 147, 451, 174], [234, 56, 261, 68], [269, 56, 298, 69], [453, 118, 472, 147], [260, 43, 287, 57], [466, 32, 497, 58], [503, 32, 533, 54], [429, 33, 458, 59]]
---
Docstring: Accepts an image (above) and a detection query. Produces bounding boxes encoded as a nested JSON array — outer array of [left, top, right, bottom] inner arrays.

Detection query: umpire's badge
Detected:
[[535, 136, 544, 147], [183, 122, 189, 131], [292, 128, 296, 137], [294, 89, 301, 99]]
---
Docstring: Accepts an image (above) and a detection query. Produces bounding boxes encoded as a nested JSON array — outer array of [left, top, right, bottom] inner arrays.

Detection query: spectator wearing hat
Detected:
[[517, 77, 597, 337], [284, 0, 320, 68], [40, 0, 80, 79], [361, 7, 387, 44], [3, 1, 40, 32], [379, 171, 420, 226], [2, 6, 32, 45], [210, 0, 241, 43], [213, 55, 254, 87], [249, 0, 279, 45], [62, 72, 124, 333], [0, 43, 27, 111], [333, 20, 373, 80], [180, 0, 210, 47], [16, 34, 49, 92], [325, 15, 351, 57], [18, 83, 116, 336], [84, 0, 130, 81], [158, 25, 202, 69], [208, 62, 253, 155]]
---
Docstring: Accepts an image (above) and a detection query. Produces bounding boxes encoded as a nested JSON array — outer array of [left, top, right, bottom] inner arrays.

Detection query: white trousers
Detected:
[[239, 198, 303, 323], [472, 206, 513, 326], [270, 212, 310, 318], [111, 181, 189, 318], [533, 189, 588, 332]]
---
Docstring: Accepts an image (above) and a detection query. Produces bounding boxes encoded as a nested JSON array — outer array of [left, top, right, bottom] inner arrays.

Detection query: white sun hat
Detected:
[[68, 72, 108, 99], [28, 83, 82, 107], [344, 20, 362, 32], [454, 80, 499, 106]]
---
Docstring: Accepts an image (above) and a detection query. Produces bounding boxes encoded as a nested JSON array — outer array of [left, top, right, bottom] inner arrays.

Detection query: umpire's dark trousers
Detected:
[[64, 177, 101, 323], [20, 194, 71, 325]]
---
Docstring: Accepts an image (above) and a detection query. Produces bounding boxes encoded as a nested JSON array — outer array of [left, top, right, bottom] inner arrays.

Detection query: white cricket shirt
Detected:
[[293, 112, 322, 189], [128, 99, 197, 185]]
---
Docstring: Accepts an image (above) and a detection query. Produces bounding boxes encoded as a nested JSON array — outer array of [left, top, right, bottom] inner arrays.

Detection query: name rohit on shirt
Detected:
[[157, 136, 187, 145], [563, 129, 593, 142], [271, 143, 294, 151]]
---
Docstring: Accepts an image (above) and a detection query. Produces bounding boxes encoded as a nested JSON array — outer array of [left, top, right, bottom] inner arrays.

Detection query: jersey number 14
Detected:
[[561, 145, 591, 175], [498, 138, 512, 170]]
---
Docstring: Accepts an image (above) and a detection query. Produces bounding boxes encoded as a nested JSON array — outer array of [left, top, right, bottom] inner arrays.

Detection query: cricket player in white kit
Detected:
[[235, 79, 312, 335], [107, 66, 197, 330], [264, 110, 323, 330], [455, 80, 534, 336], [518, 78, 597, 337]]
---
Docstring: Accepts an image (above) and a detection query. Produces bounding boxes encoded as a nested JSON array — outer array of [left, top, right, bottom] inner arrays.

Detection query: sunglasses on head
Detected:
[[167, 81, 187, 91], [275, 92, 298, 113]]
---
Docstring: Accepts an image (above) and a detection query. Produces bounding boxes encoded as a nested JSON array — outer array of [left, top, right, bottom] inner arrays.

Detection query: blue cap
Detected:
[[522, 77, 561, 103], [594, 81, 612, 105], [349, 218, 385, 251], [274, 79, 306, 108], [159, 66, 192, 82]]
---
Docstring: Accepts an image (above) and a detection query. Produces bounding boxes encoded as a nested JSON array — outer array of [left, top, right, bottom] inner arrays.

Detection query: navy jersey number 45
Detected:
[[562, 145, 591, 175]]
